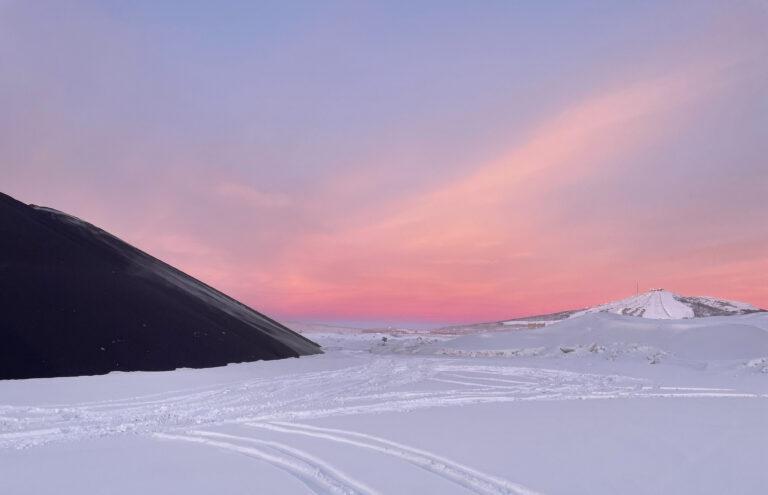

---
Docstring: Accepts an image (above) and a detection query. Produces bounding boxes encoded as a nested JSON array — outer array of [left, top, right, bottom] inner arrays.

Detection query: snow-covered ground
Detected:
[[2, 313, 767, 494]]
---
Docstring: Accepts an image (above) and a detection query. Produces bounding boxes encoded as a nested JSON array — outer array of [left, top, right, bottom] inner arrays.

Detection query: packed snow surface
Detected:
[[2, 312, 767, 494], [582, 289, 696, 319]]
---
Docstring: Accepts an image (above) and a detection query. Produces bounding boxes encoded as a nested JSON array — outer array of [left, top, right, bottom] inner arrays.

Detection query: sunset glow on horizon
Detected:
[[2, 1, 766, 325]]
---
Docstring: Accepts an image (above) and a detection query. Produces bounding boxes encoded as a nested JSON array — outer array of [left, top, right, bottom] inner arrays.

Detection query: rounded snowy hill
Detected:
[[502, 289, 763, 326], [572, 289, 761, 320], [436, 290, 765, 335]]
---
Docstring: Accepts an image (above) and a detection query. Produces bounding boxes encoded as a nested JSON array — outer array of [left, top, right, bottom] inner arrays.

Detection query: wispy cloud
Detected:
[[214, 182, 292, 209]]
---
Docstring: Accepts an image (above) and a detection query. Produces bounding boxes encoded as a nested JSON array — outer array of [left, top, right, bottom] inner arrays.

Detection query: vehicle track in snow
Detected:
[[155, 431, 377, 495], [190, 428, 379, 495], [649, 291, 672, 319], [245, 421, 542, 495], [1, 355, 764, 450]]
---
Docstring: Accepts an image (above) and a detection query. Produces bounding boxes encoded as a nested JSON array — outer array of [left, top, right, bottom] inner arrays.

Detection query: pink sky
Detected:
[[2, 1, 767, 325]]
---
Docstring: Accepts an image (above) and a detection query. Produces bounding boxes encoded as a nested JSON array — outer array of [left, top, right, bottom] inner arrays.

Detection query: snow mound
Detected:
[[425, 312, 768, 366], [502, 289, 762, 324]]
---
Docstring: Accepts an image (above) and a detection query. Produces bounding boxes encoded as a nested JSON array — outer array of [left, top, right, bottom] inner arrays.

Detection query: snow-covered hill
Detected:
[[501, 289, 762, 325], [573, 289, 760, 319]]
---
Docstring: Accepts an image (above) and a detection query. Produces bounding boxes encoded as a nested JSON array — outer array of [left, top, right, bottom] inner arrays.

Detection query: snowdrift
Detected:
[[424, 312, 768, 366]]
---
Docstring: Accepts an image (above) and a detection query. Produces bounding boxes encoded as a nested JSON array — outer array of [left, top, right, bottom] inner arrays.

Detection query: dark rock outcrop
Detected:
[[0, 192, 321, 380]]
